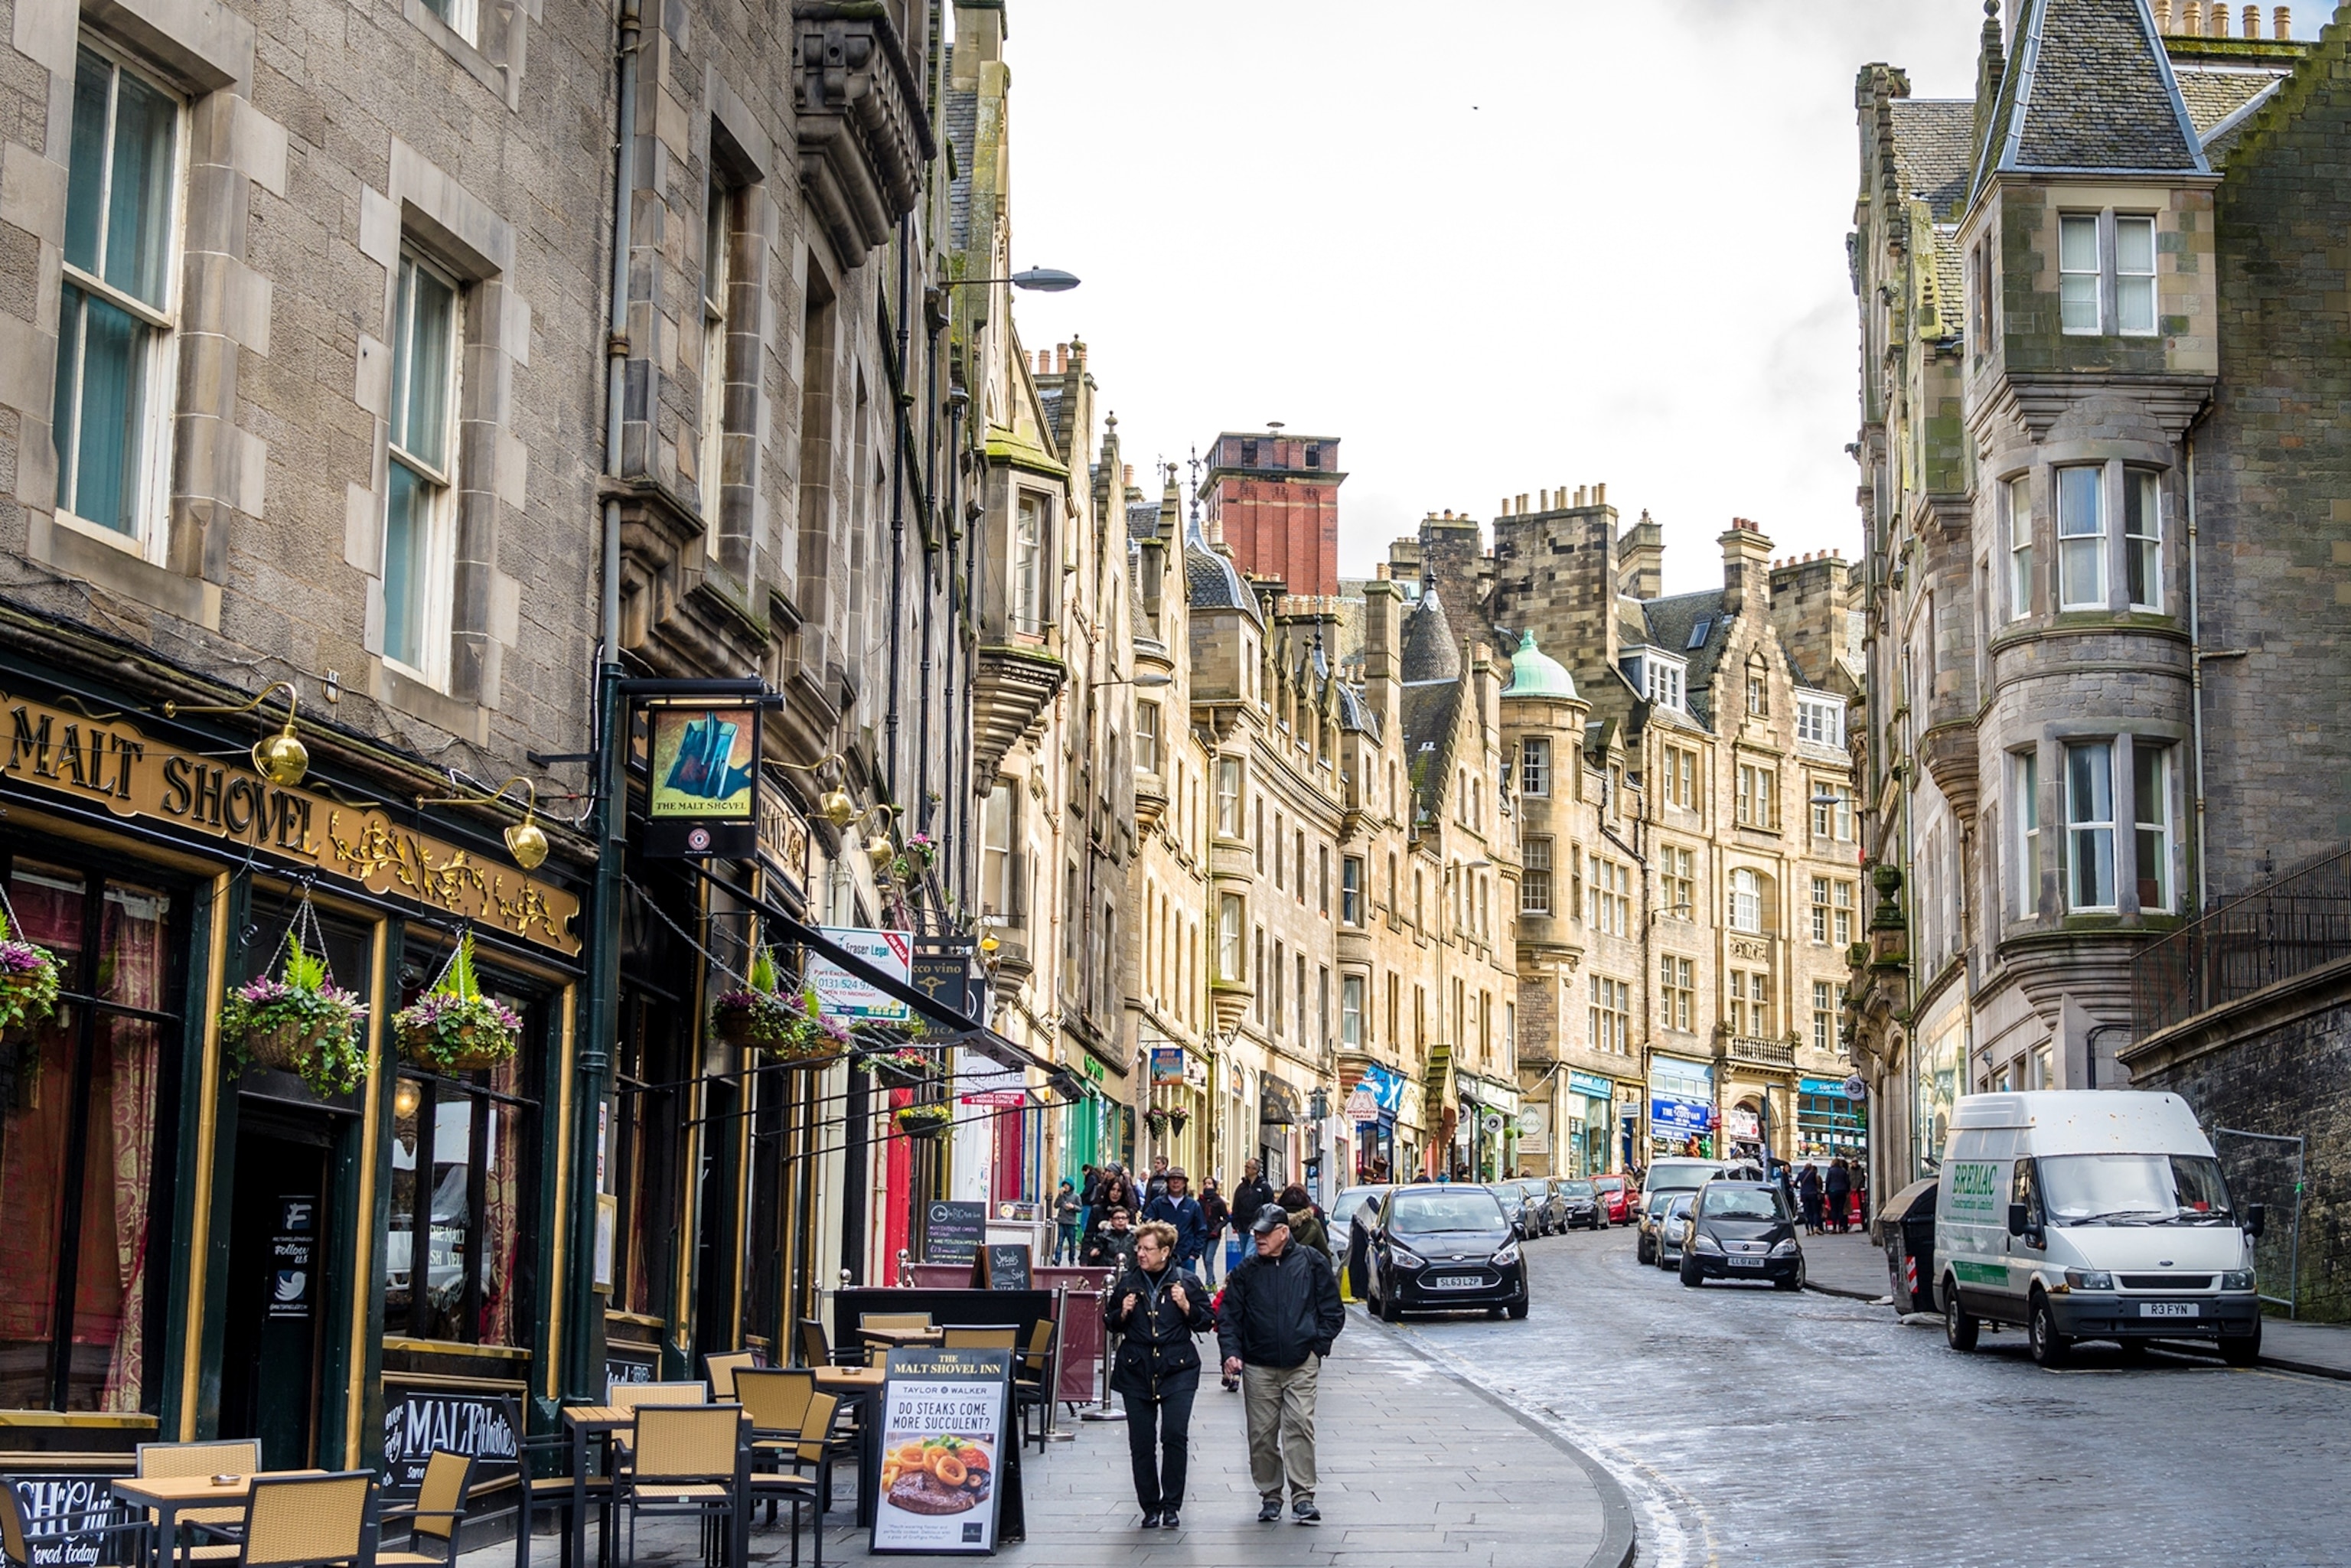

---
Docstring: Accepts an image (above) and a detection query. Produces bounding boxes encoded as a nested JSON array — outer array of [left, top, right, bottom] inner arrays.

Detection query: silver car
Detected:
[[1654, 1192, 1697, 1270]]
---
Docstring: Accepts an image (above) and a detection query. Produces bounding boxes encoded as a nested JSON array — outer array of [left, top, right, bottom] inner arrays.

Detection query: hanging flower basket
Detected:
[[396, 932, 521, 1074], [712, 952, 846, 1063], [888, 833, 939, 887], [1167, 1108, 1190, 1133], [0, 911, 63, 1042], [223, 931, 369, 1097], [893, 1103, 953, 1138], [858, 1046, 931, 1089], [1143, 1107, 1170, 1136]]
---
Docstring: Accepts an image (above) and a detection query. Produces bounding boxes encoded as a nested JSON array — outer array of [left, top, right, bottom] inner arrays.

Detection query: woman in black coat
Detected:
[[1104, 1219, 1216, 1529]]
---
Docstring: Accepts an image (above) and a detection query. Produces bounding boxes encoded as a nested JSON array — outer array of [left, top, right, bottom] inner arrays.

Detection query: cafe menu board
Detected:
[[970, 1243, 1032, 1291], [870, 1349, 1013, 1556], [925, 1200, 987, 1263]]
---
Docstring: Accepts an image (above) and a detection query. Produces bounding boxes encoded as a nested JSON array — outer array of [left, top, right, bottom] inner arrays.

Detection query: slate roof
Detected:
[[1932, 227, 1966, 339], [1127, 500, 1161, 541], [1399, 587, 1462, 685], [1333, 681, 1380, 741], [944, 87, 979, 253], [1887, 98, 1978, 220], [1988, 0, 2206, 177], [1639, 591, 1730, 729], [2195, 75, 2284, 165], [2173, 66, 2286, 135], [1183, 520, 1263, 628], [1398, 681, 1464, 808]]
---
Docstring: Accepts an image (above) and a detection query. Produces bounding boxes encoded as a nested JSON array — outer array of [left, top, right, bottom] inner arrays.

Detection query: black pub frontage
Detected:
[[0, 647, 588, 1512]]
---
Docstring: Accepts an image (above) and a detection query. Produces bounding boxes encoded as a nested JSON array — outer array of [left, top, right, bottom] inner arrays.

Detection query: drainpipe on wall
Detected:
[[572, 0, 641, 1407], [2185, 420, 2209, 915]]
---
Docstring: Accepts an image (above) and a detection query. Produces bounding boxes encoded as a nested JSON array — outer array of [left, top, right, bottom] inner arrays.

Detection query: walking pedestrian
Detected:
[[1052, 1178, 1082, 1264], [1277, 1184, 1333, 1265], [1217, 1207, 1345, 1525], [1798, 1162, 1824, 1234], [1146, 1155, 1171, 1205], [1086, 1207, 1140, 1273], [1144, 1166, 1208, 1270], [1105, 1219, 1216, 1530], [1231, 1159, 1274, 1233], [1826, 1158, 1853, 1234], [1198, 1177, 1231, 1284], [1079, 1162, 1102, 1237], [1851, 1160, 1870, 1231]]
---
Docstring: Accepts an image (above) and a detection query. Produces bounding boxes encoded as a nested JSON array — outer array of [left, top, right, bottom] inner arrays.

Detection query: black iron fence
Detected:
[[2134, 846, 2351, 1035]]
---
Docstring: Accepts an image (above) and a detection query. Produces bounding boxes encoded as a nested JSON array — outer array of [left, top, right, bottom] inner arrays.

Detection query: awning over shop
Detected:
[[1260, 1076, 1301, 1126], [1422, 1044, 1454, 1116]]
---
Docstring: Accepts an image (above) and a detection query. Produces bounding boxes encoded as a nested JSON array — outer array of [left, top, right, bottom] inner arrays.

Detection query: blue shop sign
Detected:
[[1650, 1095, 1714, 1136], [1568, 1071, 1614, 1100], [1354, 1061, 1407, 1131], [1799, 1077, 1850, 1098]]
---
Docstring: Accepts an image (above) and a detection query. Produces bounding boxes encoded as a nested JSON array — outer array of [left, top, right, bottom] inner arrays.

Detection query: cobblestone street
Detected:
[[1389, 1230, 2351, 1568]]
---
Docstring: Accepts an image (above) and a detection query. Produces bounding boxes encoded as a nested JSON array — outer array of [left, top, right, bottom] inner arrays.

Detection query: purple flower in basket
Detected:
[[0, 940, 54, 975]]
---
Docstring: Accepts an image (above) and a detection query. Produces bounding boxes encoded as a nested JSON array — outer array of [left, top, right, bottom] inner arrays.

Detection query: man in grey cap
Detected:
[[1142, 1165, 1207, 1270], [1214, 1205, 1345, 1524]]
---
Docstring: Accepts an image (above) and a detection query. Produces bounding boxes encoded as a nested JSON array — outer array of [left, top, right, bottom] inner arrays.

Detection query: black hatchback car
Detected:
[[1366, 1183, 1529, 1321], [1677, 1179, 1805, 1290]]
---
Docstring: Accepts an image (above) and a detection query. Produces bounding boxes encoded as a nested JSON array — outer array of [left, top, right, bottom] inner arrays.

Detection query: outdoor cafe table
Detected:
[[559, 1406, 634, 1568], [112, 1469, 328, 1568], [853, 1326, 941, 1350], [809, 1366, 886, 1527]]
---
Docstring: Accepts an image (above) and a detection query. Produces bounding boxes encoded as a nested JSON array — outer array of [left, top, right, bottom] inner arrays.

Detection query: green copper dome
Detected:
[[1505, 631, 1577, 699]]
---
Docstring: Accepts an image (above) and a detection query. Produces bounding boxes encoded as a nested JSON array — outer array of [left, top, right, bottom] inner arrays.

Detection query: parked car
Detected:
[[1365, 1183, 1529, 1322], [1556, 1178, 1607, 1231], [1330, 1184, 1391, 1298], [1495, 1178, 1565, 1237], [1654, 1192, 1698, 1270], [1678, 1179, 1805, 1290], [1592, 1174, 1633, 1225], [1934, 1090, 2265, 1368], [1635, 1188, 1679, 1266]]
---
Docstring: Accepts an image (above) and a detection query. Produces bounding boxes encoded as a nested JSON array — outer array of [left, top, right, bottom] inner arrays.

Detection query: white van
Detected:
[[1641, 1156, 1736, 1203], [1932, 1090, 2265, 1367]]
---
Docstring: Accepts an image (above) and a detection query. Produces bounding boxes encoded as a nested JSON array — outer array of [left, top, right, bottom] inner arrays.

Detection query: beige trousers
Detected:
[[1241, 1358, 1320, 1502]]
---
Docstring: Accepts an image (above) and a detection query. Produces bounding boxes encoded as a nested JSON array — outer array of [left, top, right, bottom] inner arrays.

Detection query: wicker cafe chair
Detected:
[[373, 1450, 473, 1567], [135, 1439, 264, 1557], [496, 1393, 612, 1568], [606, 1382, 708, 1458], [618, 1407, 745, 1568], [234, 1473, 374, 1568], [0, 1475, 142, 1568], [938, 1327, 1016, 1351], [856, 1314, 931, 1334], [733, 1371, 844, 1528], [744, 1394, 836, 1568], [703, 1352, 757, 1400]]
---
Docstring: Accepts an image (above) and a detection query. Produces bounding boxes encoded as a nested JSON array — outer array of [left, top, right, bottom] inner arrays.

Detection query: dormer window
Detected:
[[1796, 693, 1844, 748], [1647, 656, 1685, 712]]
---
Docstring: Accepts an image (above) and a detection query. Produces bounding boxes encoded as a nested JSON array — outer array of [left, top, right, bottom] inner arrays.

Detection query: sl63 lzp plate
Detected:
[[1427, 1275, 1485, 1289], [2140, 1302, 2198, 1318]]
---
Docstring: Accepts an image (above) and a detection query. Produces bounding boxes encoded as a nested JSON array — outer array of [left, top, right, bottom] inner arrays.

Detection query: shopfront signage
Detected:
[[1345, 1085, 1379, 1122], [757, 785, 810, 904], [1568, 1071, 1614, 1100], [266, 1195, 316, 1320], [380, 1384, 517, 1495], [1149, 1046, 1185, 1085], [1516, 1106, 1549, 1155], [646, 703, 759, 858], [810, 927, 915, 1022], [0, 691, 580, 953], [971, 1243, 1032, 1290], [870, 1348, 1015, 1555]]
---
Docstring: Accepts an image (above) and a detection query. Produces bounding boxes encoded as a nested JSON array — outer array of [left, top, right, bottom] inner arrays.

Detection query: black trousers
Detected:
[[1121, 1383, 1198, 1512]]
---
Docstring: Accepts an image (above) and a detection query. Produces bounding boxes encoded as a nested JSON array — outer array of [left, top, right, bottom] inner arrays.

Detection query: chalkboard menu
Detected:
[[925, 1200, 987, 1263], [7, 1476, 135, 1567], [970, 1243, 1032, 1291]]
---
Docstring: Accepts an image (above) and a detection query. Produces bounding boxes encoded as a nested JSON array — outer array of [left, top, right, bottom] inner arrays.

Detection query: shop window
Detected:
[[0, 858, 181, 1413], [608, 984, 681, 1320], [386, 960, 538, 1346]]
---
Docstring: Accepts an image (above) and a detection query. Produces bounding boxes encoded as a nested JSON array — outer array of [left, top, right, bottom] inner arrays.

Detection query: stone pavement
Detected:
[[465, 1315, 1634, 1568], [1798, 1224, 2351, 1380]]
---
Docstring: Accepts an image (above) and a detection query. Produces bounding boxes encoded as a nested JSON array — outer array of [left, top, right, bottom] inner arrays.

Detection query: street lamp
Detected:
[[1094, 670, 1172, 689], [947, 268, 1082, 292]]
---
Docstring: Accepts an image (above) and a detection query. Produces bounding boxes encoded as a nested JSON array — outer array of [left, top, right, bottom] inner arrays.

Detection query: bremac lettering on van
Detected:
[[1945, 1160, 2001, 1221], [0, 693, 581, 954]]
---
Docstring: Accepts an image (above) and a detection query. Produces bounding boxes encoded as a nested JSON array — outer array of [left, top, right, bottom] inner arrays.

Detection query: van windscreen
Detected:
[[2039, 1154, 2233, 1225]]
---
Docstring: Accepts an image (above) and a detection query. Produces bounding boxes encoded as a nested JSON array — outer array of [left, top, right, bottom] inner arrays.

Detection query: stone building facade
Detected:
[[1850, 0, 2351, 1251]]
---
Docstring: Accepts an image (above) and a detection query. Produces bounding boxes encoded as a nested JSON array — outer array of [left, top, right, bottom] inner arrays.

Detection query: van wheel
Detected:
[[1944, 1281, 1979, 1352], [2221, 1325, 2261, 1368], [2028, 1291, 2072, 1368]]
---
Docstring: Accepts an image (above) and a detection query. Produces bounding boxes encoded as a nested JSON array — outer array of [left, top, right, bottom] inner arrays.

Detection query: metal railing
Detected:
[[2134, 845, 2351, 1034]]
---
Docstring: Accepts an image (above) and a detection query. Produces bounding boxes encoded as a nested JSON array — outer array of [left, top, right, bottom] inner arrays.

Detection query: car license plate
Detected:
[[1428, 1274, 1485, 1290], [2140, 1302, 2198, 1319], [1728, 1257, 1763, 1268]]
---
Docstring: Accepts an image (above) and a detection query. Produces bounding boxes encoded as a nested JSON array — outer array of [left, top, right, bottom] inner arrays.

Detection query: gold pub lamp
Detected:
[[165, 680, 309, 787]]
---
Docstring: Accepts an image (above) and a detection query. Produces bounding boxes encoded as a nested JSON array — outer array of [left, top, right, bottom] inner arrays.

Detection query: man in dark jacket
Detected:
[[1231, 1160, 1275, 1234], [1215, 1207, 1345, 1525], [1825, 1158, 1853, 1234], [1143, 1167, 1208, 1269], [1104, 1220, 1216, 1528]]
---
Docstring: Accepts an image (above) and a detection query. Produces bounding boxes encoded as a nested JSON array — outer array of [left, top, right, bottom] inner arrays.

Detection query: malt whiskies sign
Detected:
[[0, 691, 581, 955]]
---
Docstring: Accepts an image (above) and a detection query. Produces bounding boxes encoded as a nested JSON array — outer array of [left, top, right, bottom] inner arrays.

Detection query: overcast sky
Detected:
[[989, 0, 1997, 595]]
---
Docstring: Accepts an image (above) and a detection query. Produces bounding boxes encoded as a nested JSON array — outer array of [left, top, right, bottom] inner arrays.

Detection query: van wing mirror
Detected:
[[2006, 1202, 2030, 1239], [2246, 1203, 2268, 1241]]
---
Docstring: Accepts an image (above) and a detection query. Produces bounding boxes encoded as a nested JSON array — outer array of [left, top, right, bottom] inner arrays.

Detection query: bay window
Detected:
[[2066, 740, 2116, 911], [1011, 492, 1046, 633], [1341, 976, 1363, 1049], [1217, 895, 1244, 982], [2004, 474, 2033, 620], [2057, 465, 2105, 610], [1341, 856, 1362, 926], [2125, 469, 2163, 611], [1215, 758, 1241, 837], [2013, 748, 2040, 918], [2134, 743, 2173, 913], [1519, 737, 1550, 797], [1521, 838, 1551, 916]]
